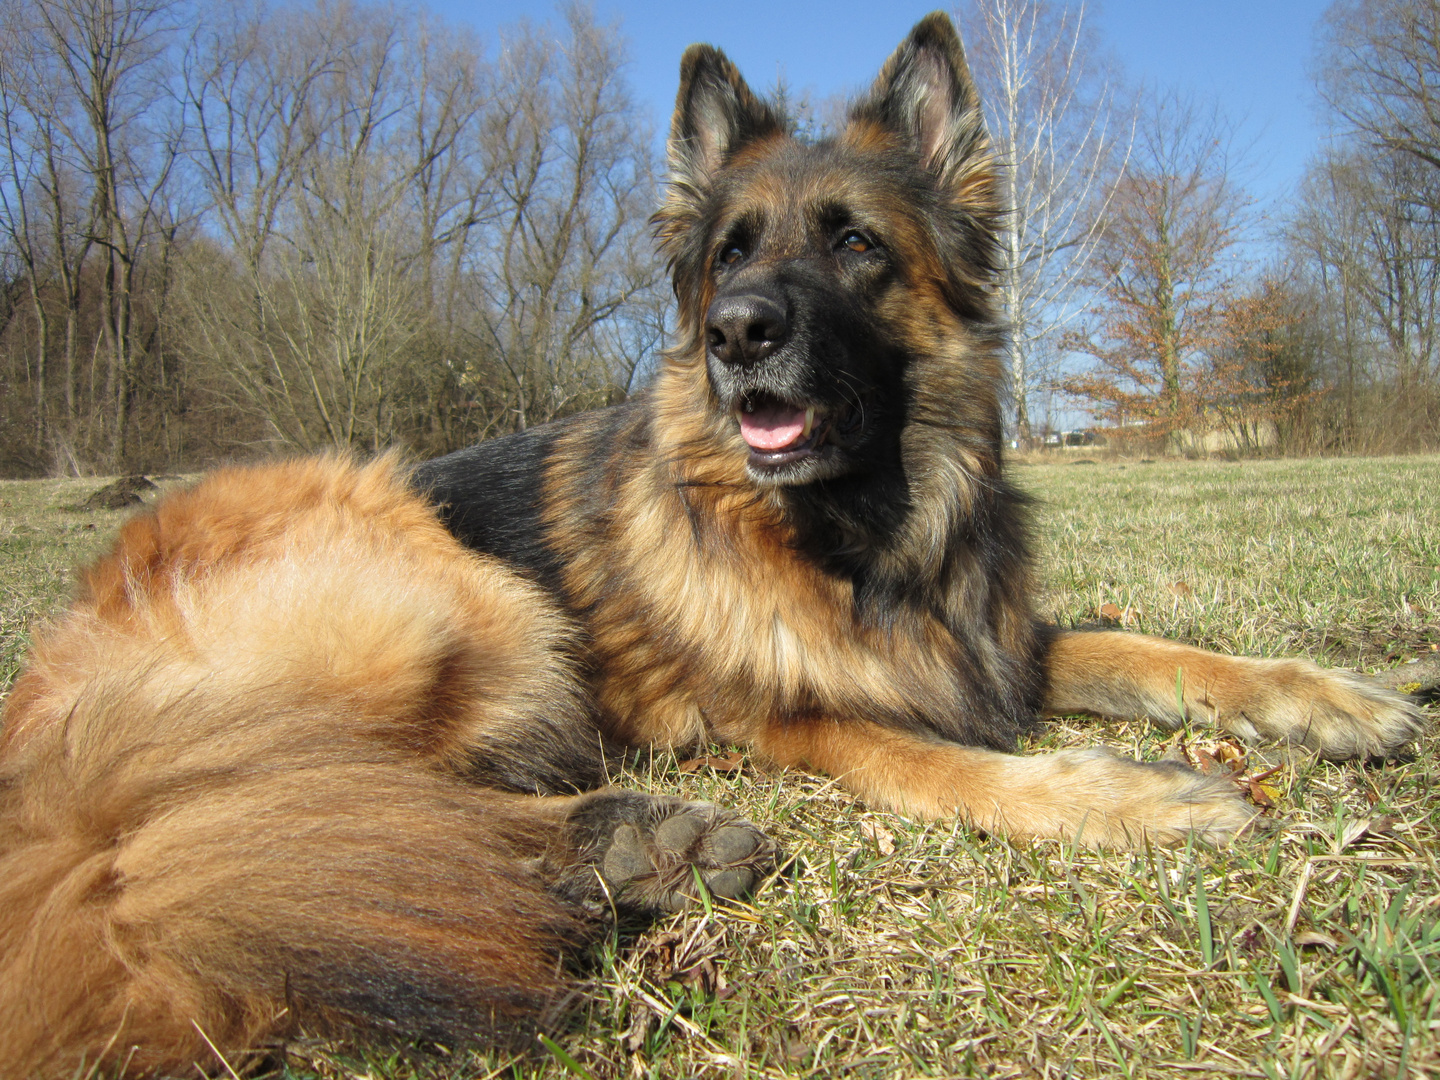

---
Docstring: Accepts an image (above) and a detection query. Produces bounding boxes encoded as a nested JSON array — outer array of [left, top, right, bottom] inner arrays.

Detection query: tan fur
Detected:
[[1043, 630, 1418, 760], [4, 456, 588, 772], [2, 457, 620, 1076], [547, 410, 993, 749], [752, 715, 1251, 846]]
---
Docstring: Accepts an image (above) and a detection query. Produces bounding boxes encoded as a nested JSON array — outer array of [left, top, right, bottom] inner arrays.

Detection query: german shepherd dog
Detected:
[[416, 12, 1422, 844], [0, 11, 1423, 1078]]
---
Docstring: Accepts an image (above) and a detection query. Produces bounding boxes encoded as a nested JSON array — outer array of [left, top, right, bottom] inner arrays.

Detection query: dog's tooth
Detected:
[[803, 406, 815, 438]]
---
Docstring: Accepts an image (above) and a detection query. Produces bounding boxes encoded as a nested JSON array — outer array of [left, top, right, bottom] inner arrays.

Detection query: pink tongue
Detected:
[[739, 402, 807, 450]]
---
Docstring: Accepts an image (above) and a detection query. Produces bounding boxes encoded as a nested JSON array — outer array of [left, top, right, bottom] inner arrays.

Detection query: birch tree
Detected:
[[958, 0, 1125, 442]]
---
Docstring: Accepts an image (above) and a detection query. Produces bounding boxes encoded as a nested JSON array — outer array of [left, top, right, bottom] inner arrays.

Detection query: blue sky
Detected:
[[425, 0, 1338, 210]]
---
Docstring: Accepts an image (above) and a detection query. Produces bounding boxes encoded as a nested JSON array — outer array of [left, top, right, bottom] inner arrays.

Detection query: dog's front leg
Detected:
[[1041, 629, 1424, 759], [750, 714, 1254, 847]]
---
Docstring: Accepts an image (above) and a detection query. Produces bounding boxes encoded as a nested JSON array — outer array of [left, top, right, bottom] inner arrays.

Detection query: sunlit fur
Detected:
[[4, 17, 1424, 1073]]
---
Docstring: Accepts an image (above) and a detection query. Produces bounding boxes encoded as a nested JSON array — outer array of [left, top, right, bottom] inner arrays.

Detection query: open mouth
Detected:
[[734, 392, 861, 468]]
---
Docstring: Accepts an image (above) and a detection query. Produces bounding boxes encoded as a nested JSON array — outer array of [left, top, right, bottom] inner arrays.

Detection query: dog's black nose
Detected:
[[705, 294, 788, 366]]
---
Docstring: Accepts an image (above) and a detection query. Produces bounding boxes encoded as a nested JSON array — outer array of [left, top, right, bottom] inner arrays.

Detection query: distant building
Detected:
[[1035, 418, 1278, 455], [1041, 428, 1107, 449], [1175, 419, 1278, 454]]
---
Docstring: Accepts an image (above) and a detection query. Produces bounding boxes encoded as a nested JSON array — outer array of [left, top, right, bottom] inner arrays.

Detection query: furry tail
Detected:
[[0, 456, 602, 1077], [0, 679, 586, 1077]]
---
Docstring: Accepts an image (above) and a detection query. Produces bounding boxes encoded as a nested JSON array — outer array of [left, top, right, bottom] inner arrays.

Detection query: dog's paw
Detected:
[[1028, 748, 1261, 847], [1216, 660, 1425, 760], [564, 790, 776, 913], [600, 807, 772, 911]]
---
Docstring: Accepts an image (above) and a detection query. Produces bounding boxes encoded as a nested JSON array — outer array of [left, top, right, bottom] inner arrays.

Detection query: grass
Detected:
[[0, 476, 155, 689], [2, 455, 1438, 1079]]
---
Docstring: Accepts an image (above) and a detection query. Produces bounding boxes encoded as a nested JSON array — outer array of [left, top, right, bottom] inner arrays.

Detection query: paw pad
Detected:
[[599, 804, 774, 912]]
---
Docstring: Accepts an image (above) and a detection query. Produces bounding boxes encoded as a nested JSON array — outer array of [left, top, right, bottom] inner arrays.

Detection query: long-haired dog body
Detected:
[[0, 11, 1424, 1077]]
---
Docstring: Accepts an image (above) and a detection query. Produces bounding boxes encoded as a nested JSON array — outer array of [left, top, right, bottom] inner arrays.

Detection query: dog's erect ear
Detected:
[[664, 45, 782, 207], [850, 12, 991, 194], [654, 46, 782, 278]]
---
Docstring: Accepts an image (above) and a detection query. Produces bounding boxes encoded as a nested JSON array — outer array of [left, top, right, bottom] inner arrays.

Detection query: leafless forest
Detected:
[[0, 0, 663, 475], [1, 0, 1438, 475]]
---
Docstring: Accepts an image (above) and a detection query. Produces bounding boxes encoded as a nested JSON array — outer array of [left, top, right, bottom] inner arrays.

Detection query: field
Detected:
[[2, 455, 1438, 1079]]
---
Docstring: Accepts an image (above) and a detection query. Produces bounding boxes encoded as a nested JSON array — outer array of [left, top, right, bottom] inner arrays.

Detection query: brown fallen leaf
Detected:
[[1097, 601, 1143, 625], [1246, 779, 1279, 808], [1210, 740, 1246, 773], [1235, 763, 1283, 808], [1187, 737, 1246, 774], [860, 819, 896, 856], [676, 751, 744, 774], [1168, 581, 1193, 597], [673, 954, 725, 995], [633, 927, 730, 995], [622, 1000, 655, 1053]]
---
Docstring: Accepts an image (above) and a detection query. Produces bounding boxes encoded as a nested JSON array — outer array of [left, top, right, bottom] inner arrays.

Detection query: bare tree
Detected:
[[1319, 0, 1440, 178], [1062, 94, 1253, 435], [0, 0, 98, 460], [1287, 148, 1440, 443], [462, 6, 662, 433], [0, 0, 664, 471], [1268, 0, 1440, 451], [0, 13, 61, 455], [1286, 157, 1369, 442], [958, 0, 1126, 443], [1336, 152, 1440, 396], [181, 2, 455, 450], [0, 0, 181, 470], [183, 1, 338, 301], [176, 2, 659, 451], [29, 0, 184, 467]]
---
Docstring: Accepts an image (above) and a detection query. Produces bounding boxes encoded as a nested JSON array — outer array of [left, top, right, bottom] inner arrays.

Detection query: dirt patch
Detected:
[[69, 475, 157, 511]]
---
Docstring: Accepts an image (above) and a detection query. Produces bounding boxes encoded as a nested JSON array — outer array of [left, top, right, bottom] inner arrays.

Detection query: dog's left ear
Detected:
[[655, 44, 783, 281], [851, 12, 992, 196], [667, 45, 782, 193]]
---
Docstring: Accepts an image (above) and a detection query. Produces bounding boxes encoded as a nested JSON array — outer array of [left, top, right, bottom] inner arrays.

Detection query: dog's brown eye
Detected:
[[841, 231, 872, 253], [719, 243, 745, 265]]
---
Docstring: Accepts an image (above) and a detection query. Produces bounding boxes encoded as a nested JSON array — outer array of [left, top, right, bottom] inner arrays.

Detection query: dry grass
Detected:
[[2, 456, 1437, 1079], [0, 476, 162, 688]]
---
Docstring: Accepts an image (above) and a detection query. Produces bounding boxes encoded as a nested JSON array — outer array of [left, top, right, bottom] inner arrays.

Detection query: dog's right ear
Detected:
[[657, 46, 782, 236]]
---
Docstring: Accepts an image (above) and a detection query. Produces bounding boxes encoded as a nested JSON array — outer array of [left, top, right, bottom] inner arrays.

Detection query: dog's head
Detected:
[[653, 13, 1005, 491]]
